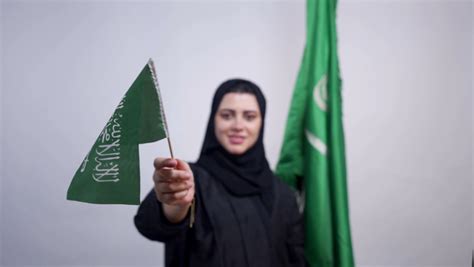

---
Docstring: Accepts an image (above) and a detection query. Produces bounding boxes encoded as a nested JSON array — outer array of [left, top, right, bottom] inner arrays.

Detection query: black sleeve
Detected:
[[286, 191, 308, 267], [134, 189, 190, 242]]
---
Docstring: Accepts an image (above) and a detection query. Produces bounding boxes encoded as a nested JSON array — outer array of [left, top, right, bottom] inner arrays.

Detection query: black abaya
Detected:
[[134, 164, 306, 267]]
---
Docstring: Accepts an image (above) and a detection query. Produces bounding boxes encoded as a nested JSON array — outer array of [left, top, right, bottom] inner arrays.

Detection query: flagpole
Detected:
[[167, 137, 174, 159], [148, 58, 194, 228], [148, 58, 175, 160]]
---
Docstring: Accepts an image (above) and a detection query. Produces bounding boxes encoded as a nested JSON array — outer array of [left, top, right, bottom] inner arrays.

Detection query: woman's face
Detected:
[[214, 92, 262, 155]]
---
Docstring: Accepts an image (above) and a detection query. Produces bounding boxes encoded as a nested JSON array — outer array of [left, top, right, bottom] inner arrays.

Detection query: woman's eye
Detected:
[[220, 113, 232, 120], [245, 114, 256, 121]]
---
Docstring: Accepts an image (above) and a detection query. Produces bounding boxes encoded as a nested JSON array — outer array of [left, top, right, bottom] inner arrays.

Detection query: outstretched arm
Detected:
[[153, 158, 195, 223], [134, 158, 195, 242]]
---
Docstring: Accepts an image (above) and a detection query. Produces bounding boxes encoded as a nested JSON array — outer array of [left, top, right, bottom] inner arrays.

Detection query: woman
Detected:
[[134, 79, 306, 267]]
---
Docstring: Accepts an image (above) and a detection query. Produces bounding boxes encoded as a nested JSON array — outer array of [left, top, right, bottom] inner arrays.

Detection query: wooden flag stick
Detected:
[[148, 58, 194, 228], [148, 58, 175, 160], [167, 137, 175, 159]]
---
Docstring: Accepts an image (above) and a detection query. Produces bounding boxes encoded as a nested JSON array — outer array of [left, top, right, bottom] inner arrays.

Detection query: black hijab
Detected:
[[196, 79, 274, 214]]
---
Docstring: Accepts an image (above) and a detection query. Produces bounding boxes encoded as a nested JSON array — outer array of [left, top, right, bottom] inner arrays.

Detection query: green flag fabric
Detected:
[[67, 59, 168, 205], [276, 0, 354, 266]]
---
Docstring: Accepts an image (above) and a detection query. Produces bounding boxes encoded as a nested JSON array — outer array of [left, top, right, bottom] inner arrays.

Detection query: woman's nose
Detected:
[[231, 117, 244, 131]]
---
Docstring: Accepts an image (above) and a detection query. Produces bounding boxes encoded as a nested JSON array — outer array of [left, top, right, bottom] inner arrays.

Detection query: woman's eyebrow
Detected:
[[218, 108, 259, 113], [243, 110, 259, 113], [218, 108, 236, 113]]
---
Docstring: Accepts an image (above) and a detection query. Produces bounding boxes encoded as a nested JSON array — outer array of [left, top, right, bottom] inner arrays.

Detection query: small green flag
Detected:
[[276, 0, 355, 266], [67, 59, 168, 205]]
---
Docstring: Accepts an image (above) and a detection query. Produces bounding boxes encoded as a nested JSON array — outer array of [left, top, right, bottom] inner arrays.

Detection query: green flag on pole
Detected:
[[276, 0, 355, 266], [67, 59, 169, 205]]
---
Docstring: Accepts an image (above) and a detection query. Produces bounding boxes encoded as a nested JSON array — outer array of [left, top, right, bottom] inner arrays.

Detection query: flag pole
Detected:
[[148, 58, 175, 159], [148, 58, 194, 227], [167, 137, 174, 159]]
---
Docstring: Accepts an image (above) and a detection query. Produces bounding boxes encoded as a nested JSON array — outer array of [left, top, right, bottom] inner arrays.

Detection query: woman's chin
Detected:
[[223, 144, 247, 155]]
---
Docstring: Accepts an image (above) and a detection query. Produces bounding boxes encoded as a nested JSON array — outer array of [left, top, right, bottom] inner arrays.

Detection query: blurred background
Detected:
[[1, 0, 472, 266]]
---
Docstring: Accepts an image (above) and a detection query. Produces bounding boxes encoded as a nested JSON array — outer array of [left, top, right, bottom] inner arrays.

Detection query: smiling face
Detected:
[[214, 92, 262, 155]]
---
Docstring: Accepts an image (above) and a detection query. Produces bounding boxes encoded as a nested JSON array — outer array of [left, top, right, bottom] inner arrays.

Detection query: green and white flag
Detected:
[[276, 0, 354, 266], [67, 59, 168, 205]]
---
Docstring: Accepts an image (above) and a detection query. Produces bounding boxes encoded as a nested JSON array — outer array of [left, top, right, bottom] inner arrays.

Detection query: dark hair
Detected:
[[226, 81, 256, 95]]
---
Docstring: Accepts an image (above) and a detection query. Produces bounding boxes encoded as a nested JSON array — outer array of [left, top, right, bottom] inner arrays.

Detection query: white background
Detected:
[[1, 0, 472, 266]]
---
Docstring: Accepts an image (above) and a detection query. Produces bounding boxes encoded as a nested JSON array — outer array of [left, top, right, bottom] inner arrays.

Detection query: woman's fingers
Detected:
[[153, 157, 177, 170], [156, 180, 192, 193], [155, 168, 191, 183], [152, 157, 195, 206], [176, 159, 192, 172], [153, 158, 192, 183], [156, 187, 194, 205]]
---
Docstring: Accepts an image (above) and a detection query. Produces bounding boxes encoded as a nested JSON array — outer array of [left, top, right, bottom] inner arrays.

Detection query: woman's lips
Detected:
[[228, 135, 245, 145]]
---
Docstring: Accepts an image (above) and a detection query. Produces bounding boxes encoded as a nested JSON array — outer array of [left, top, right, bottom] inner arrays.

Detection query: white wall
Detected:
[[1, 1, 471, 266], [338, 1, 472, 266]]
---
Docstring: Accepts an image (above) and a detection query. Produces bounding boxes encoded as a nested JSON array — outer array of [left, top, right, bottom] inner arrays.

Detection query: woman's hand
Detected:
[[153, 158, 195, 223]]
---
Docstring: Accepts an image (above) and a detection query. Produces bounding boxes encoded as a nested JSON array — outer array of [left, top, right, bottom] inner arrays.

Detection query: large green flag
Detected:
[[67, 59, 168, 205], [276, 0, 354, 266]]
